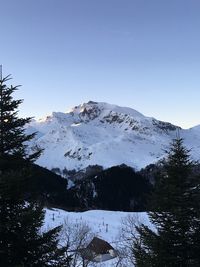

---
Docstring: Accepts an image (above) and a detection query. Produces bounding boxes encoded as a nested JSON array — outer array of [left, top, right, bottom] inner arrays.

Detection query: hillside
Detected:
[[27, 101, 200, 172]]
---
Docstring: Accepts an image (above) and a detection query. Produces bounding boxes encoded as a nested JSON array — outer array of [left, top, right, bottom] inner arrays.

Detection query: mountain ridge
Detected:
[[27, 101, 200, 172]]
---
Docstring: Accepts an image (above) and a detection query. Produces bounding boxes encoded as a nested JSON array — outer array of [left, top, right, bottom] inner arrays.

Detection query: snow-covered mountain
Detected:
[[28, 101, 200, 171]]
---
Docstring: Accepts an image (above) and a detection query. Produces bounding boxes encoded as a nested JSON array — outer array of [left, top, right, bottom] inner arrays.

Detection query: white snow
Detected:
[[44, 208, 150, 266], [45, 209, 148, 241], [27, 101, 200, 172]]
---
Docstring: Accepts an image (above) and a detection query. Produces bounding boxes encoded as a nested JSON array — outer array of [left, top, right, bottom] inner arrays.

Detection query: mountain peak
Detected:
[[67, 101, 146, 121], [29, 101, 200, 172]]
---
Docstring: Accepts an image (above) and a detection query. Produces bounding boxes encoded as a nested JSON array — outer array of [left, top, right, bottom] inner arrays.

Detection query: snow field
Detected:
[[44, 209, 149, 266]]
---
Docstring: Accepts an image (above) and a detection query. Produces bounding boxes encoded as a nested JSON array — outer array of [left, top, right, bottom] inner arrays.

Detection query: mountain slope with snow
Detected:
[[28, 101, 200, 171]]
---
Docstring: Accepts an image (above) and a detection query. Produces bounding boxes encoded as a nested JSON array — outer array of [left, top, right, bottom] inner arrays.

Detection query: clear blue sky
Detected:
[[1, 0, 200, 128]]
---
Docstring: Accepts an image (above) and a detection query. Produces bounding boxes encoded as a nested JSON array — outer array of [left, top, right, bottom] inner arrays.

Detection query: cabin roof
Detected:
[[78, 237, 117, 262], [87, 237, 114, 254]]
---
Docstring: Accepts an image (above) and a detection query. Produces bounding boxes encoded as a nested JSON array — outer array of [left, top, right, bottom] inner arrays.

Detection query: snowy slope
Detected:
[[44, 208, 149, 266], [28, 101, 200, 171], [45, 209, 148, 242]]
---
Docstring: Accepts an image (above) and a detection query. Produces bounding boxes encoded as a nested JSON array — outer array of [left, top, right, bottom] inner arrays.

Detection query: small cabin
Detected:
[[79, 237, 118, 263]]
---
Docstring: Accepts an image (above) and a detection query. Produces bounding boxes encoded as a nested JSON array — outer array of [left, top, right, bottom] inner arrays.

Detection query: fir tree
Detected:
[[0, 75, 41, 162], [0, 71, 70, 266], [133, 138, 200, 267]]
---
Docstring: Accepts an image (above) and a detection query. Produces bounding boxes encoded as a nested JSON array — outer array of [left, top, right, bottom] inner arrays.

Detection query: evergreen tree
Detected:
[[0, 75, 41, 162], [133, 138, 200, 267], [0, 72, 70, 266]]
